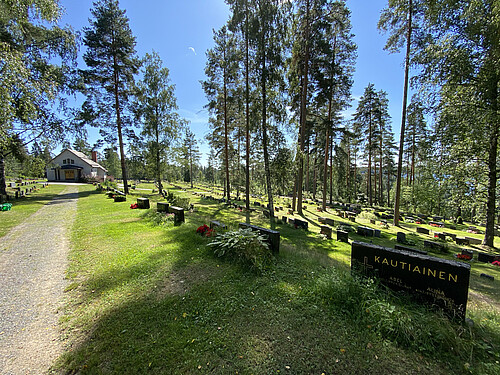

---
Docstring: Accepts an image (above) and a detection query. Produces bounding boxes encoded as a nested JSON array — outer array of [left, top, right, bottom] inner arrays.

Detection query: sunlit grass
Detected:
[[56, 183, 500, 375]]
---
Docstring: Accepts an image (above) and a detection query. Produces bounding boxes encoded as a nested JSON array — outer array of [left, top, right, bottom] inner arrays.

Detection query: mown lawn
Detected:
[[0, 183, 66, 239], [56, 183, 500, 374]]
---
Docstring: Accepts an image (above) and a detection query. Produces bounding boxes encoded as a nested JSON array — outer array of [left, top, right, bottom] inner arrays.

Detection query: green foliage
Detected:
[[142, 211, 175, 227], [208, 228, 272, 272], [164, 190, 190, 210], [315, 270, 480, 362], [336, 224, 354, 233]]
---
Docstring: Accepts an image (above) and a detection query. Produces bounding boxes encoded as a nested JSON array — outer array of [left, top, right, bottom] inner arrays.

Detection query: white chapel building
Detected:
[[46, 149, 107, 182]]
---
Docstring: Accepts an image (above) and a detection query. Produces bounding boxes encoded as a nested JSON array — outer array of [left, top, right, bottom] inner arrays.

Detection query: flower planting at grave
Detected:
[[130, 203, 138, 209], [492, 260, 500, 267], [196, 224, 213, 237], [456, 253, 472, 261]]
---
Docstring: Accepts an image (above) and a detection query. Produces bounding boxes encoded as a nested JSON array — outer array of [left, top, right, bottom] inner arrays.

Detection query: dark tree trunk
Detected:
[[261, 30, 273, 219], [0, 155, 6, 197], [245, 5, 250, 210], [394, 0, 412, 226]]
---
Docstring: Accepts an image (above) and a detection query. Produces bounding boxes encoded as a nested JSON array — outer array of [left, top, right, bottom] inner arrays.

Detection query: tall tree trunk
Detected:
[[261, 30, 273, 219], [394, 0, 412, 226], [245, 2, 250, 210], [0, 155, 6, 197], [223, 47, 231, 203], [155, 117, 163, 193], [483, 77, 498, 247], [114, 56, 129, 195], [313, 154, 317, 200], [292, 174, 297, 211], [368, 110, 373, 206], [322, 127, 330, 211], [297, 0, 310, 216], [329, 133, 334, 204]]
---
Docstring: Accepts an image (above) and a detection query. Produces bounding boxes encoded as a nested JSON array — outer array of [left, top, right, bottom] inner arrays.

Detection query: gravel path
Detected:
[[0, 186, 79, 375]]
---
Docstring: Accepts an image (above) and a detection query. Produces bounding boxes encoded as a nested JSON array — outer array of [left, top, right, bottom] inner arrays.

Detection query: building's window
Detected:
[[71, 159, 74, 164], [63, 159, 67, 164]]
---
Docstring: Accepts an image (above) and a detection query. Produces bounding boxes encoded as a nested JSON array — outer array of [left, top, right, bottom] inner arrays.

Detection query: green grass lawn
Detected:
[[0, 183, 66, 239], [56, 184, 500, 374]]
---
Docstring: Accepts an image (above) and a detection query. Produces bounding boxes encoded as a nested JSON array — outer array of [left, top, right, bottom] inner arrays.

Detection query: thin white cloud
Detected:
[[188, 47, 197, 56]]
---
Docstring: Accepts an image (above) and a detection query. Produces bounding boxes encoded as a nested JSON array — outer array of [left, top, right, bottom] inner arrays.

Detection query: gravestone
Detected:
[[168, 206, 185, 223], [320, 225, 332, 239], [455, 237, 470, 246], [357, 226, 374, 237], [397, 232, 406, 244], [210, 220, 227, 230], [480, 273, 494, 281], [443, 232, 457, 241], [137, 197, 150, 209], [288, 209, 294, 215], [351, 241, 471, 320], [394, 244, 428, 255], [157, 202, 169, 213], [373, 229, 381, 238], [282, 216, 288, 223], [337, 230, 349, 243], [477, 252, 495, 263], [424, 240, 446, 252], [417, 227, 430, 235], [349, 216, 356, 223], [325, 218, 335, 226], [294, 218, 308, 230], [465, 237, 481, 245], [239, 222, 280, 253], [318, 217, 326, 224], [288, 218, 295, 225], [434, 232, 446, 241], [461, 249, 474, 258], [370, 219, 376, 224]]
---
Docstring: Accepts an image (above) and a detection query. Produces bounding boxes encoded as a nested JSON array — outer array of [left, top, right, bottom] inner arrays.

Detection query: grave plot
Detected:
[[351, 241, 471, 320]]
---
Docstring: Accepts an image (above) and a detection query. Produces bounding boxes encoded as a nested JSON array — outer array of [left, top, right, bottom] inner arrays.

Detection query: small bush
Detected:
[[337, 224, 354, 233], [208, 228, 272, 273]]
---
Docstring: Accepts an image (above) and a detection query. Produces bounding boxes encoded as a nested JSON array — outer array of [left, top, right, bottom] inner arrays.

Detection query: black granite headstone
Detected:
[[325, 218, 335, 226], [477, 252, 495, 263], [337, 230, 349, 243], [294, 218, 308, 230], [417, 227, 430, 235], [351, 241, 470, 319], [357, 226, 374, 237], [320, 225, 332, 239], [168, 206, 185, 223], [397, 232, 406, 243], [157, 202, 169, 213], [239, 222, 280, 254], [137, 197, 150, 209]]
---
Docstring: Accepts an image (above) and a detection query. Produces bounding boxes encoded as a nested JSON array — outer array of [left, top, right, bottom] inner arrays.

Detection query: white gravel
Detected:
[[0, 186, 78, 375]]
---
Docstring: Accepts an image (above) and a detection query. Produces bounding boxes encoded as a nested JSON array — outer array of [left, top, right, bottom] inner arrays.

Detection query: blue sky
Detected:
[[59, 0, 408, 164]]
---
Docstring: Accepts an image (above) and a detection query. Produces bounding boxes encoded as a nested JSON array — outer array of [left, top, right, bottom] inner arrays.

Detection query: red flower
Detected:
[[492, 261, 500, 266], [130, 203, 138, 209], [196, 224, 210, 235], [457, 254, 472, 260]]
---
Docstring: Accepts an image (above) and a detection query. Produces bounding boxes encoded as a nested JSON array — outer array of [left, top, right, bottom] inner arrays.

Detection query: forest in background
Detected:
[[1, 0, 499, 244]]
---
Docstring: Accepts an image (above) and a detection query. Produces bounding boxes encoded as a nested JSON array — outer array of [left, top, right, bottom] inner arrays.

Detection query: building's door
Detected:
[[65, 170, 75, 180]]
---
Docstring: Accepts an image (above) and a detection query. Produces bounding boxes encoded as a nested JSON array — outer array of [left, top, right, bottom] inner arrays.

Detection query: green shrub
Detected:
[[143, 211, 175, 227], [337, 224, 354, 233], [358, 211, 377, 221], [164, 190, 190, 210], [208, 228, 272, 273]]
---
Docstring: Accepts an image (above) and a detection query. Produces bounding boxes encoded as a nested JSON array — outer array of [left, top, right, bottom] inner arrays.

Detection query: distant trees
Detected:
[[133, 51, 184, 194], [182, 129, 201, 188]]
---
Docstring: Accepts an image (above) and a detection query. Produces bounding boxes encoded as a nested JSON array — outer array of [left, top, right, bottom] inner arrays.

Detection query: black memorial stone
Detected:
[[168, 206, 185, 223], [294, 218, 308, 230], [456, 237, 470, 246], [351, 241, 470, 320], [157, 202, 169, 212], [373, 229, 381, 238], [424, 240, 446, 252], [282, 216, 288, 223], [477, 252, 495, 263], [239, 223, 280, 253], [137, 197, 150, 209], [357, 226, 374, 237], [318, 217, 326, 224], [320, 225, 332, 239], [397, 232, 406, 244], [337, 230, 349, 243], [210, 220, 227, 230], [465, 237, 481, 245], [325, 218, 335, 226], [417, 227, 430, 235]]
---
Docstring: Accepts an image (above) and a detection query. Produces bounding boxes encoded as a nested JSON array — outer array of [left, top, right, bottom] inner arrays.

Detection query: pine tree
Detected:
[[183, 128, 201, 188], [83, 0, 140, 195]]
